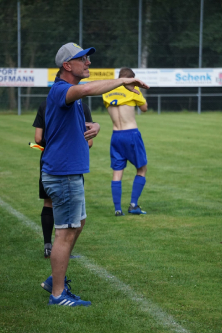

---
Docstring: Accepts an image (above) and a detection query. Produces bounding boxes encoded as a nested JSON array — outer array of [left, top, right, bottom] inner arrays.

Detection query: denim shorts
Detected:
[[42, 172, 86, 229]]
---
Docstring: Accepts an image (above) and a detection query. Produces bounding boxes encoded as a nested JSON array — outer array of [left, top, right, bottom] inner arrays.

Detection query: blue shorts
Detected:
[[110, 129, 147, 170], [42, 172, 86, 229]]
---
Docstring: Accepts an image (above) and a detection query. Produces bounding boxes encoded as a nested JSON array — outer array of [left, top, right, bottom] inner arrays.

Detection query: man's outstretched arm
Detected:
[[66, 78, 150, 104]]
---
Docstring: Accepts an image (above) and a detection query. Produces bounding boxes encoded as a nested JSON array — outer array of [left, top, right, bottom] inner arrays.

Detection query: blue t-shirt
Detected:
[[42, 77, 89, 175]]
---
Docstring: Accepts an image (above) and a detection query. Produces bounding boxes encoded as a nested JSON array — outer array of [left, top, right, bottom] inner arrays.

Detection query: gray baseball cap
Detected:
[[55, 42, 96, 67]]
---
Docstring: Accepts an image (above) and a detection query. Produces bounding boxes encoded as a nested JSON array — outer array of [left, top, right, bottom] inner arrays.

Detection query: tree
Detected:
[[0, 0, 17, 109], [0, 0, 221, 111]]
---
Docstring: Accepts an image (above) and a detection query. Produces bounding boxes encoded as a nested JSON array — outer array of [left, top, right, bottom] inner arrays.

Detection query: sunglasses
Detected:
[[75, 55, 90, 63]]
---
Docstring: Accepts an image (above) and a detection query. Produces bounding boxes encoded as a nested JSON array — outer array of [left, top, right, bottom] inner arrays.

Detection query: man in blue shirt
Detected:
[[33, 100, 94, 259], [41, 42, 150, 307]]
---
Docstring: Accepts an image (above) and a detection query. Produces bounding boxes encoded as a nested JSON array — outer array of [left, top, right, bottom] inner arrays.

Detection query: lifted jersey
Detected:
[[102, 86, 146, 109]]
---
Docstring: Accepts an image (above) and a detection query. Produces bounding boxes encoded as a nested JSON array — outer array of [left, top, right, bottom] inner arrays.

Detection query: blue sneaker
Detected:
[[115, 210, 125, 216], [48, 289, 91, 307], [41, 276, 80, 300], [128, 204, 146, 215]]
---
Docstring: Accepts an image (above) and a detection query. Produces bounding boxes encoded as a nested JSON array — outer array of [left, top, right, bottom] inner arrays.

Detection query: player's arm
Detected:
[[135, 88, 148, 112], [35, 127, 44, 145], [66, 78, 150, 104], [139, 102, 148, 112]]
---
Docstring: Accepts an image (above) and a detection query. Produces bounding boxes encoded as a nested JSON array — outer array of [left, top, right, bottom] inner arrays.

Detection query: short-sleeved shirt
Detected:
[[41, 77, 91, 176], [32, 100, 92, 136], [32, 100, 92, 166], [102, 86, 146, 108]]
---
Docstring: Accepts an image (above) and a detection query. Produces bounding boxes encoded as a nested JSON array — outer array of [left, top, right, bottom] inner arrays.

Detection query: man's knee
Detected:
[[113, 170, 124, 181], [76, 219, 85, 234], [55, 228, 76, 243], [44, 197, 52, 208], [81, 219, 85, 229], [137, 165, 147, 177]]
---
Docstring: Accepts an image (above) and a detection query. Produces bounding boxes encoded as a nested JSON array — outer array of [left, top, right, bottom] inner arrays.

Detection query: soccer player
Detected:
[[33, 100, 94, 258], [41, 43, 149, 307], [102, 67, 148, 216]]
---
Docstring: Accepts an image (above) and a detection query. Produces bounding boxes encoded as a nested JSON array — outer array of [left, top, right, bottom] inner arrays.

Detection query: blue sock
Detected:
[[111, 181, 122, 211], [131, 175, 146, 206]]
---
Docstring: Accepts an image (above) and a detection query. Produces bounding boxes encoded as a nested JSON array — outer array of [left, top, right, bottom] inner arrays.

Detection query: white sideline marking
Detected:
[[79, 256, 190, 333], [0, 198, 41, 232], [0, 197, 190, 333]]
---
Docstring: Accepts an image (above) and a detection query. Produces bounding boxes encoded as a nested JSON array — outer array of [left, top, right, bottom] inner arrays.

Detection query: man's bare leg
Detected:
[[48, 223, 91, 306], [73, 219, 85, 248], [136, 165, 147, 177], [112, 169, 124, 181], [51, 228, 77, 297], [44, 197, 53, 208]]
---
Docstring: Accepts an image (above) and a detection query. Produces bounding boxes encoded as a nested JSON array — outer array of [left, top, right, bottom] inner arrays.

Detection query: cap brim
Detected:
[[71, 47, 96, 60]]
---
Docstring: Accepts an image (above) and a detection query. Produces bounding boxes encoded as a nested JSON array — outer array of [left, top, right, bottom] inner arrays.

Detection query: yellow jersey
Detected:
[[102, 86, 146, 109]]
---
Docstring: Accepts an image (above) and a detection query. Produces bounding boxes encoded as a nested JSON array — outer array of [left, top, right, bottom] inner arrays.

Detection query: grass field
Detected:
[[0, 111, 221, 333]]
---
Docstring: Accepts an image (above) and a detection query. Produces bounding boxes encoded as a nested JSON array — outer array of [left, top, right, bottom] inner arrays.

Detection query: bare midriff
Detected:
[[107, 105, 138, 131]]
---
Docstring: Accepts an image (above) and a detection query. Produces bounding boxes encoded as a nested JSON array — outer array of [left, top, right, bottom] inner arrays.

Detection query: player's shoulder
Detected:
[[40, 100, 47, 109], [82, 102, 90, 112], [38, 100, 47, 115], [36, 100, 46, 117], [103, 85, 129, 97]]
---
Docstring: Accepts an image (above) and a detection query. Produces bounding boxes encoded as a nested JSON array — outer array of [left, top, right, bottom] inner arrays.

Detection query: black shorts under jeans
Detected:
[[39, 158, 49, 199]]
